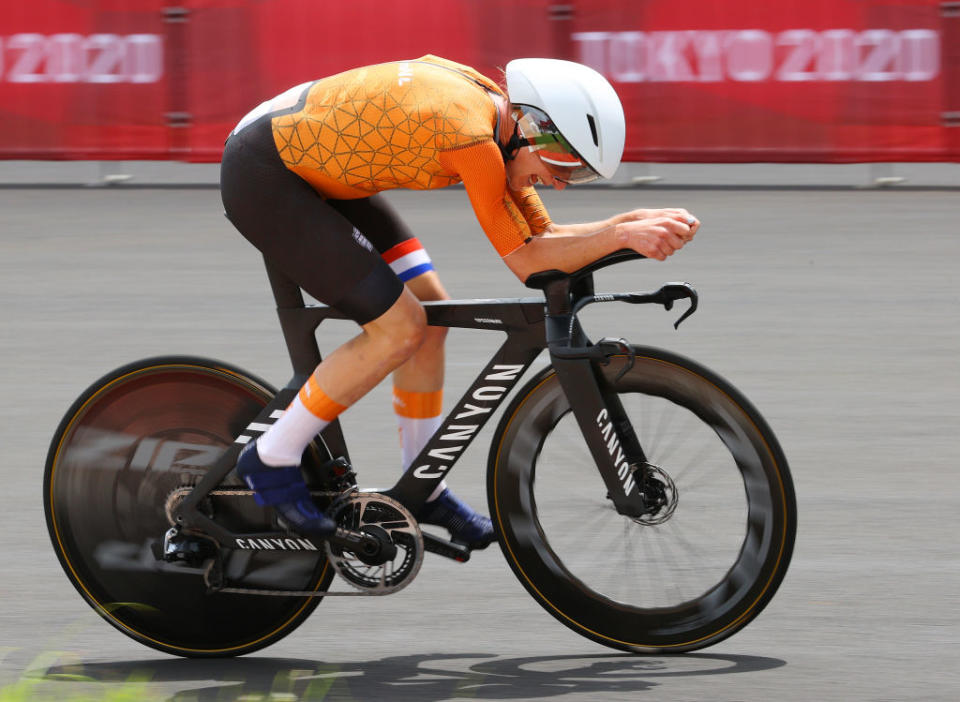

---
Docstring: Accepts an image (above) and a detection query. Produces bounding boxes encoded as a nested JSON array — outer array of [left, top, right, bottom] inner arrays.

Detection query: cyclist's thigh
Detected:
[[220, 117, 402, 325], [328, 195, 442, 294]]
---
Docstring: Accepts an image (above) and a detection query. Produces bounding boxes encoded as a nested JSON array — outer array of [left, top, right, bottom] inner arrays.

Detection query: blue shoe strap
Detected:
[[241, 466, 311, 507], [252, 482, 313, 507], [242, 465, 303, 489]]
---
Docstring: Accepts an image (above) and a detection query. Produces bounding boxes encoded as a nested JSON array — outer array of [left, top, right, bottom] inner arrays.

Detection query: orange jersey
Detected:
[[269, 55, 551, 256]]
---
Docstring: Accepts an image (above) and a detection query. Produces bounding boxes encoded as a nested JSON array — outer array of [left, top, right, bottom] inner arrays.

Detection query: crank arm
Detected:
[[422, 531, 471, 563], [326, 528, 398, 562]]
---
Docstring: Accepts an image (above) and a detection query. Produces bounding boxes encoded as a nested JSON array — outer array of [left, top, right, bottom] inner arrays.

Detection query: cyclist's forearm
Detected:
[[502, 224, 623, 280], [503, 213, 695, 280], [548, 209, 693, 236], [545, 218, 617, 237]]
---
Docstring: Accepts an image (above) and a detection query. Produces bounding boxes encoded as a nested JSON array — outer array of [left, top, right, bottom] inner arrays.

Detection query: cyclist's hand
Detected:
[[618, 208, 700, 242], [617, 216, 693, 261]]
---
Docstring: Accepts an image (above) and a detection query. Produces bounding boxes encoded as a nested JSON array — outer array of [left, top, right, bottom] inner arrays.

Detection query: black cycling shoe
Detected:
[[419, 489, 495, 549], [235, 441, 336, 536]]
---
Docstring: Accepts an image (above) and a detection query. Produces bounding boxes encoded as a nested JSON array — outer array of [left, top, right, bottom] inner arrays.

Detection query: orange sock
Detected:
[[394, 388, 444, 484], [256, 375, 347, 466], [299, 375, 347, 421]]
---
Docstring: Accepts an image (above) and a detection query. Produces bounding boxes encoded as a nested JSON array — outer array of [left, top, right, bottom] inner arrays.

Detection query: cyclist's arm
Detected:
[[503, 216, 694, 282], [439, 143, 697, 281], [545, 208, 699, 238], [438, 141, 541, 257]]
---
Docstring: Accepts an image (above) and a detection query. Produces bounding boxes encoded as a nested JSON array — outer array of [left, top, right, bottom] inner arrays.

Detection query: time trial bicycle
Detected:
[[44, 250, 796, 657]]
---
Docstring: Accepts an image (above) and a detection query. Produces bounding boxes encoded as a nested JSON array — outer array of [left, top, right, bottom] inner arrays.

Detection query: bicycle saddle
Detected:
[[523, 249, 645, 290]]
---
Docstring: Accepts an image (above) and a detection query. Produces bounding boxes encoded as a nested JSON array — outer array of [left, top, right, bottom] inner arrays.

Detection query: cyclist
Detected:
[[220, 55, 699, 548]]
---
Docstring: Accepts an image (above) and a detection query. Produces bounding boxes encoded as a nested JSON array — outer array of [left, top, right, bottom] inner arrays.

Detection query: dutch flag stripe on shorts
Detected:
[[382, 238, 435, 282]]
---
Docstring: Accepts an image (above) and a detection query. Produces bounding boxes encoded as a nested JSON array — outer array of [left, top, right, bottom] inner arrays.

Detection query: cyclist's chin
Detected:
[[507, 176, 534, 192]]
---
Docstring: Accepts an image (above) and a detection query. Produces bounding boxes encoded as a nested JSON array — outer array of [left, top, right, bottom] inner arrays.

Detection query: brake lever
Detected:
[[660, 283, 698, 329], [630, 282, 698, 329]]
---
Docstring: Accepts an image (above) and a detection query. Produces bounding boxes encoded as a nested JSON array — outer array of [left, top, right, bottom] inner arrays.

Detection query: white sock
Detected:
[[395, 397, 447, 501], [257, 395, 333, 466]]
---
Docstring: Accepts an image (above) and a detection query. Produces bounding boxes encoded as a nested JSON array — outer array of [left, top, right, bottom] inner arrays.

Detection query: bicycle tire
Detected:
[[488, 346, 796, 653], [44, 356, 335, 658]]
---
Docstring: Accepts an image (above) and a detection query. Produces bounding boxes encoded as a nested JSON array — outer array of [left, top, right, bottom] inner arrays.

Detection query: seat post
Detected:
[[262, 257, 322, 378], [264, 257, 306, 309]]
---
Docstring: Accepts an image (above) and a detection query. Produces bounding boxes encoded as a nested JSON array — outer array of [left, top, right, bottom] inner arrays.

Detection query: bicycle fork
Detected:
[[550, 350, 649, 519], [543, 281, 697, 519]]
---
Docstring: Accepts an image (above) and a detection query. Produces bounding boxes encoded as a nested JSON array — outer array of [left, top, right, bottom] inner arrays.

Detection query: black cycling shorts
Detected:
[[220, 114, 414, 325]]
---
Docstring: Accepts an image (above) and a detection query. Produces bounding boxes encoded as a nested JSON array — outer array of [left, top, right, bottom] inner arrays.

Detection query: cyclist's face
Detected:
[[505, 145, 568, 192]]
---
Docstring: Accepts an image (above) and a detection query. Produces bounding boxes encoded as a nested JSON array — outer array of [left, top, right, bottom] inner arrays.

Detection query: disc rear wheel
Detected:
[[44, 356, 334, 657]]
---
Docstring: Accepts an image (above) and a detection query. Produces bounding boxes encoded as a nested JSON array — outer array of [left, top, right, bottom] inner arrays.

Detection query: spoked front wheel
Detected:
[[489, 346, 796, 653], [44, 356, 334, 657]]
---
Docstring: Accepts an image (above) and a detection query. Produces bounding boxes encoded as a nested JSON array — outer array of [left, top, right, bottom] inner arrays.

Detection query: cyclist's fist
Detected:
[[616, 216, 693, 261], [617, 208, 700, 243]]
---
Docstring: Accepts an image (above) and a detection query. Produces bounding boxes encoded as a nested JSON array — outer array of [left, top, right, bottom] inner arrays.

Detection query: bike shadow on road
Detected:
[[35, 651, 785, 700]]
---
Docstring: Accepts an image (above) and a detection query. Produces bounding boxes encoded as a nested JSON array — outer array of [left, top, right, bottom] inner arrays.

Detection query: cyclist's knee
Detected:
[[393, 313, 428, 360], [406, 272, 449, 345], [423, 321, 448, 348], [365, 290, 427, 364]]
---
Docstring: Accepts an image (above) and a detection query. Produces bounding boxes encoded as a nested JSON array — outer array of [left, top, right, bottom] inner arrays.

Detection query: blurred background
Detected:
[[1, 0, 957, 165]]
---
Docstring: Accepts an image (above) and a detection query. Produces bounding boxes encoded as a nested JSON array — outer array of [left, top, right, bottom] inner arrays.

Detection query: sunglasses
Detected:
[[514, 105, 601, 185]]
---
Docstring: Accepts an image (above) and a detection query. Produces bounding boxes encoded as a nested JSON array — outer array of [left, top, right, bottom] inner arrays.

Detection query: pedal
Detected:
[[422, 531, 471, 563]]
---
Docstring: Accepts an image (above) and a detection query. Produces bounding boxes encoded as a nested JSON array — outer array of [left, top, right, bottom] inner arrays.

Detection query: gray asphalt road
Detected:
[[2, 186, 958, 701]]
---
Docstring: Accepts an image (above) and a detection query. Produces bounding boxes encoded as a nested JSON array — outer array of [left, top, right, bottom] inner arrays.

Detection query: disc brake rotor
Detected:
[[325, 492, 423, 595], [634, 463, 679, 526]]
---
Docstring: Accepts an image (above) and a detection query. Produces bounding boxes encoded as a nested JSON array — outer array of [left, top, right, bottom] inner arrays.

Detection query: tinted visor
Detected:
[[514, 105, 601, 185]]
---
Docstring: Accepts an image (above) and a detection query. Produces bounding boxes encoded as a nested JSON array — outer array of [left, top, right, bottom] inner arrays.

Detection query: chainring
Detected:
[[325, 491, 424, 595]]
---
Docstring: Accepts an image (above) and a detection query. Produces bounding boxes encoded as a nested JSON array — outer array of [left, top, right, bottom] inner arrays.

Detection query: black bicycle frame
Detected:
[[174, 253, 690, 547]]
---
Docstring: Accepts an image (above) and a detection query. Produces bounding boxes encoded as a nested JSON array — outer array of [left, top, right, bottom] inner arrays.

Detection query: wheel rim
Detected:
[[47, 362, 330, 654], [494, 356, 791, 649]]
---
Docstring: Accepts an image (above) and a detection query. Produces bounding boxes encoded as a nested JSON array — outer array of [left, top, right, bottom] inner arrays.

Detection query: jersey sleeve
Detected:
[[438, 140, 553, 257], [508, 186, 552, 237]]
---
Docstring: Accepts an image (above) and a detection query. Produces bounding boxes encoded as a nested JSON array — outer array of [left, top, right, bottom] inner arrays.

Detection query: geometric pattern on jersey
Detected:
[[272, 55, 502, 198], [267, 55, 554, 256]]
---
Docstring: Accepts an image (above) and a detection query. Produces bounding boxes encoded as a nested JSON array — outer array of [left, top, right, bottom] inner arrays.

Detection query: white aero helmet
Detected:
[[505, 58, 625, 183]]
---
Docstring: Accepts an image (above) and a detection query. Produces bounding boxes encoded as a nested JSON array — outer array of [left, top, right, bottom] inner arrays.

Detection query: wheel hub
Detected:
[[634, 463, 678, 526]]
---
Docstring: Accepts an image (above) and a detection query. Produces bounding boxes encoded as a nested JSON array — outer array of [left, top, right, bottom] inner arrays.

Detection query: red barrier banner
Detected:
[[0, 0, 170, 159], [0, 1, 956, 162], [571, 0, 952, 161], [171, 0, 551, 161]]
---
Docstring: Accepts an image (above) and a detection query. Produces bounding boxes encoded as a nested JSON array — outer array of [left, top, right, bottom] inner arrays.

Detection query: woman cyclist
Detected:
[[220, 55, 699, 549]]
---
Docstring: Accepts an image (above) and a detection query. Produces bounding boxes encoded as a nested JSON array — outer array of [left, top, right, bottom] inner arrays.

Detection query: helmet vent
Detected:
[[586, 114, 599, 147]]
